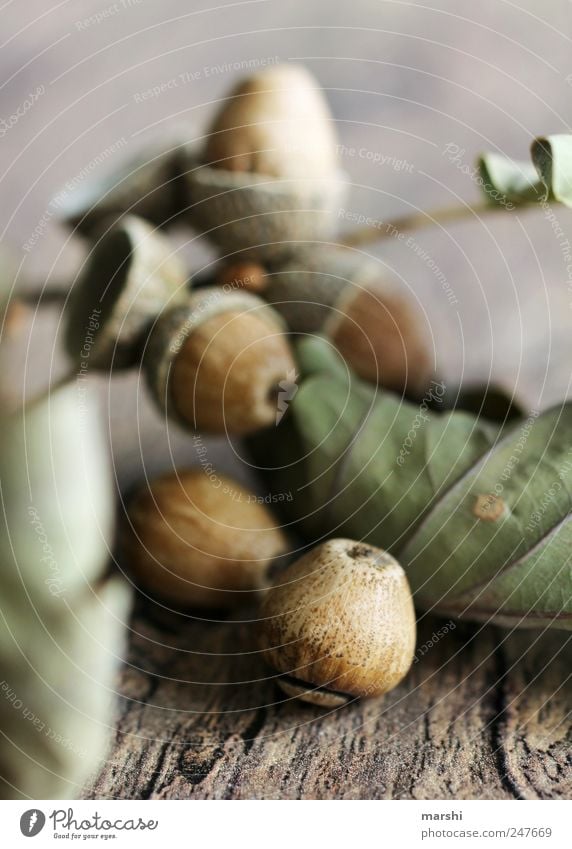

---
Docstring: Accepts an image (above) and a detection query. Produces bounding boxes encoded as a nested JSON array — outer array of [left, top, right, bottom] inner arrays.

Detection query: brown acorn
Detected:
[[123, 469, 288, 608], [325, 283, 433, 392], [260, 539, 416, 707], [204, 64, 338, 179], [144, 287, 296, 434], [263, 246, 433, 395], [186, 64, 347, 260], [65, 215, 188, 370]]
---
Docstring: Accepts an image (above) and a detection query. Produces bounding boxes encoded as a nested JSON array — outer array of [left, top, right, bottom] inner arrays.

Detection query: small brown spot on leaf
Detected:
[[472, 493, 507, 522]]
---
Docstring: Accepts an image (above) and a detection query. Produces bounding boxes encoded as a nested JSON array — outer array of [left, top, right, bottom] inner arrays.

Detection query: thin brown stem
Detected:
[[17, 200, 533, 309], [338, 200, 519, 248], [20, 288, 68, 307]]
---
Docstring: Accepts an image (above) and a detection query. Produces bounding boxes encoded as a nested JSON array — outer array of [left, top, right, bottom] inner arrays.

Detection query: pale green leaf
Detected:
[[253, 338, 572, 630], [531, 134, 572, 207], [0, 386, 131, 799], [477, 153, 542, 206]]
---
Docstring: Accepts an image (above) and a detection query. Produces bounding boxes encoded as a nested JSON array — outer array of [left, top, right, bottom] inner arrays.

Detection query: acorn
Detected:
[[144, 287, 296, 434], [186, 64, 347, 260], [64, 216, 188, 371], [122, 469, 289, 608], [204, 64, 337, 179], [263, 246, 433, 395], [54, 137, 190, 236], [259, 539, 416, 707]]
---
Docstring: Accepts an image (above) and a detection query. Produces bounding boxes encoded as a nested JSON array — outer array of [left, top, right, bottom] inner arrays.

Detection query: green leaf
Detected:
[[0, 386, 131, 798], [477, 153, 542, 207], [400, 405, 572, 628], [475, 134, 572, 210], [253, 338, 572, 630], [531, 134, 572, 206], [294, 335, 349, 381]]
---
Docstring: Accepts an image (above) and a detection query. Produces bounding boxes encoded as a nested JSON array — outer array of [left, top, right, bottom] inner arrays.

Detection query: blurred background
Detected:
[[1, 0, 572, 491]]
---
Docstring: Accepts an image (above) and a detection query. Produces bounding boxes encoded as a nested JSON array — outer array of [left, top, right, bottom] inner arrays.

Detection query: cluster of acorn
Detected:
[[60, 64, 428, 707]]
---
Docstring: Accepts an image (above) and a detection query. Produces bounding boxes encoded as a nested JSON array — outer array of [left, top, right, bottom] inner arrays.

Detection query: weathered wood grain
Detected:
[[82, 598, 572, 800]]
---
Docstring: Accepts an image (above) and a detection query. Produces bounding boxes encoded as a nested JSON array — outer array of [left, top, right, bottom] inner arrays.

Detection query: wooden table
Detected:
[[79, 596, 571, 800], [2, 0, 572, 801]]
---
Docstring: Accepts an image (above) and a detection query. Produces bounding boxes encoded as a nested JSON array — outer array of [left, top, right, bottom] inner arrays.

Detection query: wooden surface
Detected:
[[2, 0, 572, 800], [81, 599, 572, 800]]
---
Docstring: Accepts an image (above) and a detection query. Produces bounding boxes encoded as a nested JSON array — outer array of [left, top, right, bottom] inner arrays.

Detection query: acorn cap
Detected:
[[65, 216, 188, 370], [144, 287, 296, 434], [122, 469, 288, 609], [187, 61, 345, 260], [260, 539, 416, 706], [204, 64, 339, 180], [263, 247, 380, 333], [185, 165, 347, 262], [55, 138, 191, 236]]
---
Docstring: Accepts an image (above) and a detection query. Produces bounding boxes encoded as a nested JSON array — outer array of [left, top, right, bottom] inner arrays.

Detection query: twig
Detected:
[[17, 200, 534, 306], [339, 200, 519, 248]]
